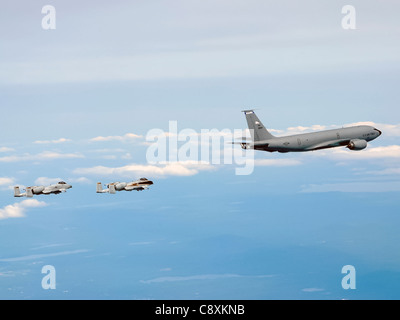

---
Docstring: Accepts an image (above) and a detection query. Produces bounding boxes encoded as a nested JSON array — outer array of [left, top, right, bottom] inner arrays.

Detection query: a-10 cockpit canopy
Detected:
[[58, 181, 67, 184], [138, 178, 153, 185]]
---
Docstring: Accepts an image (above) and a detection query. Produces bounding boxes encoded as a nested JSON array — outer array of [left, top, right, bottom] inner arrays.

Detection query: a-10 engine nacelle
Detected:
[[31, 186, 45, 194], [347, 139, 368, 150], [114, 182, 127, 191]]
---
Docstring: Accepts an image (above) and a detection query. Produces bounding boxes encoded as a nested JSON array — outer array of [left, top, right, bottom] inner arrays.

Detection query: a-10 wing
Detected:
[[125, 185, 149, 191]]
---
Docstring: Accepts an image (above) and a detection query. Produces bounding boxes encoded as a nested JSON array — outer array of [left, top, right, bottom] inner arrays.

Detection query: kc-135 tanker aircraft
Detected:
[[14, 181, 72, 198], [237, 110, 382, 152], [96, 178, 154, 194]]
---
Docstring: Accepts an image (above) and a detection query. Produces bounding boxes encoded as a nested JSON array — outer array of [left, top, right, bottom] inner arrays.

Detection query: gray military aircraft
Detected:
[[14, 181, 72, 198], [96, 178, 154, 194], [237, 110, 382, 152]]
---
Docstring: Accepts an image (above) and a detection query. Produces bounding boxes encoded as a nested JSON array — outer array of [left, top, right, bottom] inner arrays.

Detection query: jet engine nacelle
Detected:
[[31, 186, 45, 194], [347, 139, 367, 150], [115, 182, 127, 191]]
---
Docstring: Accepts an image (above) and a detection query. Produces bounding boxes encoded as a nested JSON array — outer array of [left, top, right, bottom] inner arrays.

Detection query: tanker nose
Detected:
[[374, 128, 382, 136]]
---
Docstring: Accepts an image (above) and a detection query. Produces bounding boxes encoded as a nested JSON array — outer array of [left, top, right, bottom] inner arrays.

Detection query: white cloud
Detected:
[[31, 176, 84, 187], [0, 147, 15, 152], [366, 168, 400, 175], [160, 268, 172, 272], [33, 151, 84, 160], [302, 288, 325, 293], [272, 122, 400, 138], [73, 161, 215, 178], [254, 159, 302, 166], [0, 177, 15, 187], [146, 129, 239, 140], [0, 151, 84, 163], [0, 199, 47, 220], [301, 181, 400, 193], [140, 273, 241, 284], [68, 177, 92, 184], [30, 243, 72, 251], [0, 249, 88, 262], [129, 241, 154, 246], [34, 138, 71, 144], [34, 177, 63, 186], [90, 133, 142, 142], [121, 153, 132, 160], [322, 145, 400, 161], [140, 273, 274, 284], [90, 148, 127, 153]]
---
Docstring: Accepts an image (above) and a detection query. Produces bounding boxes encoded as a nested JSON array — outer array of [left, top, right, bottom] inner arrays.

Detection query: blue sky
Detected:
[[1, 0, 400, 299]]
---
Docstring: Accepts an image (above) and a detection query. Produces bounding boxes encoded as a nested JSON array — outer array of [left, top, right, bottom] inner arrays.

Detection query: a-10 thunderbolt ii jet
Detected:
[[236, 110, 382, 152], [14, 181, 72, 198], [96, 178, 154, 194]]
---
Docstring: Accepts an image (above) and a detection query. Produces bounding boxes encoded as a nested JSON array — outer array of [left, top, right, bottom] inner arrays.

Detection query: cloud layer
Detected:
[[301, 181, 400, 193], [315, 145, 400, 161], [0, 151, 84, 163], [0, 199, 47, 220], [34, 138, 71, 144], [74, 161, 215, 179], [90, 133, 142, 142]]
